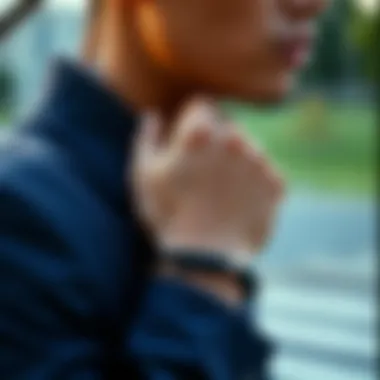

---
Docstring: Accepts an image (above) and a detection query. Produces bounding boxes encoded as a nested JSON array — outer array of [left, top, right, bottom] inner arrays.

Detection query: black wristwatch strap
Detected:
[[160, 250, 259, 299]]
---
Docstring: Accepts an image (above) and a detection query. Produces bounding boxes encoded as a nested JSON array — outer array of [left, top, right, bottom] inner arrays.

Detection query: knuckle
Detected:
[[185, 125, 213, 149], [182, 101, 218, 129], [222, 132, 245, 155]]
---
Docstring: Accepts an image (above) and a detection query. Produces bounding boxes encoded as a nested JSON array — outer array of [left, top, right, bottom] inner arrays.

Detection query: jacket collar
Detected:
[[31, 58, 139, 214]]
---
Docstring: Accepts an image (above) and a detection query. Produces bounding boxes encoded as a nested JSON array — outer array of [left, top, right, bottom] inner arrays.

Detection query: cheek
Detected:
[[175, 27, 282, 97], [185, 41, 291, 102], [167, 6, 279, 86], [172, 25, 268, 81], [136, 0, 289, 100]]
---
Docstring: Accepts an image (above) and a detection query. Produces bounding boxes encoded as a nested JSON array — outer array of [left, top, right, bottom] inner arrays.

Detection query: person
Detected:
[[0, 0, 326, 379]]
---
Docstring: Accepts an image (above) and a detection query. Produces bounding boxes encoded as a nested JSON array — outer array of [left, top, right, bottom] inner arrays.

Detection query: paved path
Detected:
[[261, 192, 376, 264], [257, 253, 376, 380]]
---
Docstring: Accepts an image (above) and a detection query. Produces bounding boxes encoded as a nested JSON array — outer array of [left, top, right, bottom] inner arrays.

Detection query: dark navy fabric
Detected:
[[0, 59, 272, 379]]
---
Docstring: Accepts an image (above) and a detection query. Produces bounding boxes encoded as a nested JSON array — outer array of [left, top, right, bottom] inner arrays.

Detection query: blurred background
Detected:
[[0, 1, 378, 380]]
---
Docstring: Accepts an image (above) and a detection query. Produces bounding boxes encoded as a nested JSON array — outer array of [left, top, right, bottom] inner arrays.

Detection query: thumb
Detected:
[[129, 111, 163, 197], [136, 111, 163, 159]]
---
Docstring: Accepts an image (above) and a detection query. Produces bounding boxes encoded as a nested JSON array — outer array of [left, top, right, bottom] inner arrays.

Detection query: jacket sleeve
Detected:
[[0, 184, 104, 380], [127, 279, 273, 380]]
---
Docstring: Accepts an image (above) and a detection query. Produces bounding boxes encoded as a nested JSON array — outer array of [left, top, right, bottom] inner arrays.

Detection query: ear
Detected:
[[135, 0, 176, 71], [81, 0, 102, 64]]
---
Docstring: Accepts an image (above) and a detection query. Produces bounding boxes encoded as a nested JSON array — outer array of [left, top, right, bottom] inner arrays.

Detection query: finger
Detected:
[[266, 166, 286, 201], [172, 97, 220, 147], [249, 139, 266, 157], [182, 126, 213, 152], [243, 140, 268, 174], [221, 120, 241, 131], [221, 130, 245, 155], [137, 111, 163, 156]]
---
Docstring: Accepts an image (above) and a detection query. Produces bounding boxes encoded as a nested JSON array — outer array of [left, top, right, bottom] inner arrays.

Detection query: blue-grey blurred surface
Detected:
[[254, 192, 376, 380]]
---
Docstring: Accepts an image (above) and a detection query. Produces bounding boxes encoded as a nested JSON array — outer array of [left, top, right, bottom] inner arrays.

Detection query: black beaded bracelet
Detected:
[[160, 250, 259, 299]]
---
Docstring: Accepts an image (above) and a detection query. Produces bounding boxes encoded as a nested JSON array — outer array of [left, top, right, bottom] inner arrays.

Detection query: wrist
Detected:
[[158, 214, 251, 254], [156, 260, 245, 306], [158, 239, 254, 272]]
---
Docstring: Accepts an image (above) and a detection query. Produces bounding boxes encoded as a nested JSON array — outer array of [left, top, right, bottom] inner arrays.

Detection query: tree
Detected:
[[0, 65, 15, 114], [348, 0, 379, 81]]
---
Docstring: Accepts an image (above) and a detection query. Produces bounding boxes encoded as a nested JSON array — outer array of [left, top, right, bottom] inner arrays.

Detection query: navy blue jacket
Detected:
[[0, 60, 271, 380]]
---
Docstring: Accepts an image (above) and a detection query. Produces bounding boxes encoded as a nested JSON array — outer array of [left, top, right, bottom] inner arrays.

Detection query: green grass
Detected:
[[225, 100, 377, 197], [0, 110, 11, 125]]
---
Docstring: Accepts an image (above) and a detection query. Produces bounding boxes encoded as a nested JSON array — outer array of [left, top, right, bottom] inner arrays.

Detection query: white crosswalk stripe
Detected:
[[271, 354, 375, 380], [256, 254, 377, 380]]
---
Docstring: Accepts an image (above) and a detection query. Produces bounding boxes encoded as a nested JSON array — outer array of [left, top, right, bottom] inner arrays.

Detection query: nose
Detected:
[[279, 0, 329, 20]]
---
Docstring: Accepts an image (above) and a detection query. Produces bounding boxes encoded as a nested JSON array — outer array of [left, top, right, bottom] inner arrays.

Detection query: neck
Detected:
[[92, 2, 192, 119]]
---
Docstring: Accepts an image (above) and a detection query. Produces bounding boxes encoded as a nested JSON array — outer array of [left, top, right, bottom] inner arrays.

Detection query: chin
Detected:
[[240, 89, 288, 107], [228, 73, 294, 107]]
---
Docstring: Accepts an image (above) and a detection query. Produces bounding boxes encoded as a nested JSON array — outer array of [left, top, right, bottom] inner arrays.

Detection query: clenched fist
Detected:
[[131, 99, 285, 266]]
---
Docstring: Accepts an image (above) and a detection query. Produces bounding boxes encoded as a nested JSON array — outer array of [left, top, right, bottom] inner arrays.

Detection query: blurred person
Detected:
[[0, 0, 326, 379]]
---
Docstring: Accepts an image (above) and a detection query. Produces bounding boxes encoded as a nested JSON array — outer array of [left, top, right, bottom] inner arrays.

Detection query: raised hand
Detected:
[[131, 98, 285, 264]]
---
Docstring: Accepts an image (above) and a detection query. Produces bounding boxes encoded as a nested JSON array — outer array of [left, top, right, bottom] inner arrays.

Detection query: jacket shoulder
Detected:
[[0, 126, 129, 314], [0, 127, 64, 192], [0, 125, 97, 219]]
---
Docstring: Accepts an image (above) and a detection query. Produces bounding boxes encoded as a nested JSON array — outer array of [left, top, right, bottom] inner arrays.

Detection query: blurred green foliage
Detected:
[[303, 0, 350, 86], [348, 1, 379, 81], [0, 64, 15, 116], [225, 0, 377, 197], [226, 101, 376, 196], [303, 0, 379, 85]]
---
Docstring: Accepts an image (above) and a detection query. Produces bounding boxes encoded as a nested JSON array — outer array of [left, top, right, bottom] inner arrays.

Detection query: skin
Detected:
[[83, 0, 328, 303], [86, 0, 327, 112], [133, 99, 285, 304], [134, 101, 283, 253], [82, 0, 102, 64]]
